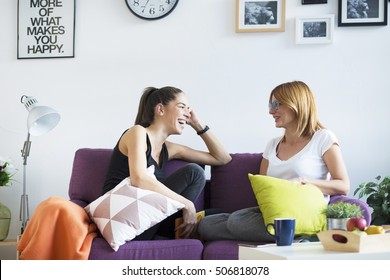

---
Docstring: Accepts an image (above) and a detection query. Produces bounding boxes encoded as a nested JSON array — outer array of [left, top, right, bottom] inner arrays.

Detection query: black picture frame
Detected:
[[338, 0, 388, 26], [302, 0, 327, 4], [17, 0, 76, 59]]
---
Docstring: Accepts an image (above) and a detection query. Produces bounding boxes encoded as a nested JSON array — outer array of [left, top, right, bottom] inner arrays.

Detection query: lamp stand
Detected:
[[20, 132, 31, 234]]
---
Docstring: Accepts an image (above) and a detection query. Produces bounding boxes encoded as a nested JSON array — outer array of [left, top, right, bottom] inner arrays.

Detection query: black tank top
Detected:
[[102, 132, 168, 194]]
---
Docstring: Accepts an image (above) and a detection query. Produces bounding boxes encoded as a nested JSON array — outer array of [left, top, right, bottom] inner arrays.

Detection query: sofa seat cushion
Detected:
[[88, 237, 203, 260], [202, 240, 266, 260]]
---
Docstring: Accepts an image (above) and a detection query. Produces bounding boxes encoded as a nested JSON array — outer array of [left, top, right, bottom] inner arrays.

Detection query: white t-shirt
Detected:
[[263, 129, 338, 182]]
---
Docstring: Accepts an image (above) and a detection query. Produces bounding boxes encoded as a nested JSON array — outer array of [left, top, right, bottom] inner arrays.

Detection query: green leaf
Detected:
[[322, 202, 362, 218], [355, 175, 390, 223]]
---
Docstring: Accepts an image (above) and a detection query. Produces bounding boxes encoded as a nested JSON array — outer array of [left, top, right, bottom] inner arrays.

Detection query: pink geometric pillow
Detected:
[[84, 166, 184, 251]]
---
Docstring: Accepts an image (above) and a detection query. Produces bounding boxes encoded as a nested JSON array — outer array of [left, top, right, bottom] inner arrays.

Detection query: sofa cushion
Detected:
[[88, 238, 204, 260], [248, 174, 327, 235], [209, 153, 261, 212], [85, 166, 185, 251], [202, 240, 251, 260]]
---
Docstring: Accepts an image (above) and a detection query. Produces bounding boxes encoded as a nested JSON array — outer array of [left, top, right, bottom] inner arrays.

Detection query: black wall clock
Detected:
[[125, 0, 179, 20]]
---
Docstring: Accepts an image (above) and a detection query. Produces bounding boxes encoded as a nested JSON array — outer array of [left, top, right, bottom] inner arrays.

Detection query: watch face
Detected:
[[125, 0, 179, 20]]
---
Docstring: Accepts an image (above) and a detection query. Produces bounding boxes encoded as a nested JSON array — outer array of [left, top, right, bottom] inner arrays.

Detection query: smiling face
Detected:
[[162, 92, 191, 135], [267, 81, 324, 138], [269, 95, 297, 131]]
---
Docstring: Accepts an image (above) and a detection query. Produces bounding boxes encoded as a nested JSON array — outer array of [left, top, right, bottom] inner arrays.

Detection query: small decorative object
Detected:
[[317, 229, 390, 253], [338, 0, 388, 27], [0, 157, 16, 241], [354, 175, 390, 225], [322, 202, 363, 230], [236, 0, 286, 32], [0, 202, 11, 241], [125, 0, 179, 20], [296, 15, 334, 44]]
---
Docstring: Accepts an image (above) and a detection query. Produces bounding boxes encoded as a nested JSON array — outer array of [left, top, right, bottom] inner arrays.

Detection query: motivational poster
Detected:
[[18, 0, 75, 59]]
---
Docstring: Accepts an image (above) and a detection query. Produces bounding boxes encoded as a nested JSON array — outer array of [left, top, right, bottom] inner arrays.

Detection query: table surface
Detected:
[[0, 240, 17, 246], [239, 242, 390, 260]]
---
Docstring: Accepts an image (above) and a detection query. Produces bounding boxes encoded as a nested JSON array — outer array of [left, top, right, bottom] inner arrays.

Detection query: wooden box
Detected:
[[317, 229, 390, 253]]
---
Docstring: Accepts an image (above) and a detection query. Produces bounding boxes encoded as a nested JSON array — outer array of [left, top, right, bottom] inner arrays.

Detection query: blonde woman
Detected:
[[198, 81, 350, 242]]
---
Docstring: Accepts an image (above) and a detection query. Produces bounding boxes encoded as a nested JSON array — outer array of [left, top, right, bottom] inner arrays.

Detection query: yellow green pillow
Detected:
[[248, 174, 326, 235]]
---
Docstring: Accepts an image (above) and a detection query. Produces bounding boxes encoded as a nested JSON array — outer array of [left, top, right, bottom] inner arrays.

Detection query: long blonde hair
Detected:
[[270, 81, 324, 138]]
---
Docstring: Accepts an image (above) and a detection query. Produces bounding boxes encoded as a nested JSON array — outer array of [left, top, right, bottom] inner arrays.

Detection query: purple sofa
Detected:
[[68, 148, 371, 260]]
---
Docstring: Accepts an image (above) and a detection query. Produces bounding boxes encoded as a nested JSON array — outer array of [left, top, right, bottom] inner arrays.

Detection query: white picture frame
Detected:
[[296, 15, 334, 44]]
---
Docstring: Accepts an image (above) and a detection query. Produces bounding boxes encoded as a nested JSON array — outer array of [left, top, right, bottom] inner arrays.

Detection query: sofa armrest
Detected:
[[329, 195, 371, 225], [70, 199, 88, 208]]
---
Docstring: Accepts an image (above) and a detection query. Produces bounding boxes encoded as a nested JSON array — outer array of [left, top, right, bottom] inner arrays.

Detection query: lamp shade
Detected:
[[21, 95, 60, 136]]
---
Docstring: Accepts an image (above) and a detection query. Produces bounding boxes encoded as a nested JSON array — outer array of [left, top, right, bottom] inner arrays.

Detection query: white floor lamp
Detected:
[[20, 95, 60, 234]]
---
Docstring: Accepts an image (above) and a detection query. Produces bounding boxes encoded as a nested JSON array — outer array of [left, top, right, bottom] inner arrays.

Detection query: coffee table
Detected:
[[239, 242, 390, 260]]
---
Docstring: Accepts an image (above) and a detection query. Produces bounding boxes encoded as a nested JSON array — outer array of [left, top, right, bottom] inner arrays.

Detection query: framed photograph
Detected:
[[236, 0, 286, 32], [302, 0, 327, 4], [17, 0, 76, 59], [338, 0, 388, 26], [296, 15, 334, 44]]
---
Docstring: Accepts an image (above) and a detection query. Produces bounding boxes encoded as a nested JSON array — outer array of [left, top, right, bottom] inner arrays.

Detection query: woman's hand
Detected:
[[186, 109, 203, 132], [175, 201, 197, 239], [290, 177, 306, 185]]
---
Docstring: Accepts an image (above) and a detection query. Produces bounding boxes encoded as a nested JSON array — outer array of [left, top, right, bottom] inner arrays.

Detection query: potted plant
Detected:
[[322, 201, 363, 230], [354, 175, 390, 226]]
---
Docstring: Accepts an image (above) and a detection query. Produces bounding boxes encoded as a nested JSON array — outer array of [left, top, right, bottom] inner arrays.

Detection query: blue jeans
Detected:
[[135, 163, 206, 240]]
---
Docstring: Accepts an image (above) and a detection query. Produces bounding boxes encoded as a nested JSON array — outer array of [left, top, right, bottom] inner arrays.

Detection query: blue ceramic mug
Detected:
[[266, 218, 296, 246]]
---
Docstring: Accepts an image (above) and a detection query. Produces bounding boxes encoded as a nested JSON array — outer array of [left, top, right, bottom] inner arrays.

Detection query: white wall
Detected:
[[0, 0, 389, 242]]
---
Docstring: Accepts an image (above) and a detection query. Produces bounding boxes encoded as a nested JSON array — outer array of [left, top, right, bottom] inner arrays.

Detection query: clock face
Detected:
[[125, 0, 179, 20]]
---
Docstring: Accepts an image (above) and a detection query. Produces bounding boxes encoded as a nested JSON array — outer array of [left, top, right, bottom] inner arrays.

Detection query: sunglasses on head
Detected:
[[268, 100, 281, 110]]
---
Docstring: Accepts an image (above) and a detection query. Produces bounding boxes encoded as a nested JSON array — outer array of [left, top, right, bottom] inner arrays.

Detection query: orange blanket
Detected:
[[17, 196, 97, 260]]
